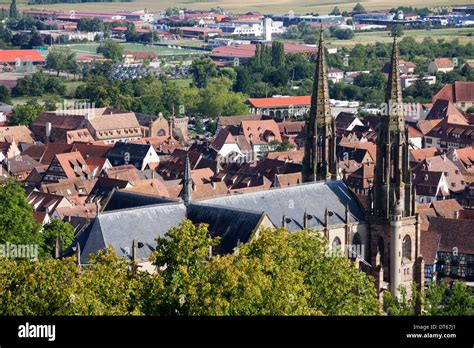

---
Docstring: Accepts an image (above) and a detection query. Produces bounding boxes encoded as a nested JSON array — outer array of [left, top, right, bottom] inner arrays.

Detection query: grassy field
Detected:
[[326, 27, 474, 48], [171, 78, 193, 88], [3, 0, 472, 15], [62, 42, 204, 57], [63, 81, 85, 96]]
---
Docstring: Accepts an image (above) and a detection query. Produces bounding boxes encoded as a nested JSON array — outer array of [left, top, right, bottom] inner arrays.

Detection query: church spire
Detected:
[[302, 27, 337, 182], [373, 36, 413, 219], [386, 35, 404, 133], [182, 152, 193, 206]]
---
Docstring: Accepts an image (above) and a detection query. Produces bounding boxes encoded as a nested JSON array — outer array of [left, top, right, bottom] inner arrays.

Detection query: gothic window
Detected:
[[332, 237, 341, 249], [402, 235, 412, 260], [352, 233, 362, 247]]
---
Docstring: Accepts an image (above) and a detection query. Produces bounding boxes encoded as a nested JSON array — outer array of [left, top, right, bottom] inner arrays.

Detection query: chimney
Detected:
[[45, 122, 52, 143], [454, 210, 459, 219]]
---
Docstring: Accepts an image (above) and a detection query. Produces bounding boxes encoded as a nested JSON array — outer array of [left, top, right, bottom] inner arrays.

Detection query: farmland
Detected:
[[2, 0, 473, 16]]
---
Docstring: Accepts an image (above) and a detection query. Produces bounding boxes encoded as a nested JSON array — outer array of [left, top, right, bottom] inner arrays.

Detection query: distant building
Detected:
[[433, 81, 474, 111], [428, 58, 454, 74], [0, 49, 45, 72], [328, 67, 344, 83], [247, 96, 311, 119]]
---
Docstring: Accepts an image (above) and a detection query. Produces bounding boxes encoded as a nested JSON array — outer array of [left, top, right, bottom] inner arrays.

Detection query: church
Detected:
[[72, 32, 424, 300]]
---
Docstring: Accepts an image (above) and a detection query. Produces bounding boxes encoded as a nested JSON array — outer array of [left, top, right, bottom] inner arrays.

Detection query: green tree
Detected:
[[0, 179, 41, 246], [148, 220, 219, 315], [0, 85, 11, 104], [271, 41, 285, 68], [9, 101, 45, 125], [390, 24, 404, 37], [189, 57, 218, 88], [353, 3, 367, 14], [9, 0, 18, 19], [0, 247, 144, 315], [46, 46, 76, 76], [330, 6, 341, 15], [41, 219, 75, 258], [97, 39, 123, 62], [386, 281, 474, 316], [28, 28, 43, 48]]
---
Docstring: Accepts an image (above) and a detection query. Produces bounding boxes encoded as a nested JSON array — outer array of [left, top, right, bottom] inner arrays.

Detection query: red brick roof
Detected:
[[0, 49, 45, 63], [247, 96, 311, 108]]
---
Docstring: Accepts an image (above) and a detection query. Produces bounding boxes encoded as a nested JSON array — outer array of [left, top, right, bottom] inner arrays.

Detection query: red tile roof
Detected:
[[0, 49, 45, 63], [433, 82, 474, 103], [433, 58, 453, 69], [241, 119, 282, 145], [247, 96, 311, 108]]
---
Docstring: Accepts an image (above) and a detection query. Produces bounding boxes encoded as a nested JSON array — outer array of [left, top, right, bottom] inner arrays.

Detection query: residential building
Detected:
[[428, 58, 454, 74], [432, 81, 474, 111]]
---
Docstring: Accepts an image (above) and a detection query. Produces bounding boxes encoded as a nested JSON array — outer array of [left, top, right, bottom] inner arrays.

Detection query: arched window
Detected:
[[157, 129, 166, 136], [352, 233, 362, 246], [403, 235, 412, 260], [332, 237, 341, 249]]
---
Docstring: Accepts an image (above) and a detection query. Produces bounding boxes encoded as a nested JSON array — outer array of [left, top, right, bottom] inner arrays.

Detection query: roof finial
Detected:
[[182, 152, 193, 206]]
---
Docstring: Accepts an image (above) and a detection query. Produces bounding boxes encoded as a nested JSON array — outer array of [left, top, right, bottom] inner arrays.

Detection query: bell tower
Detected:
[[368, 36, 422, 298]]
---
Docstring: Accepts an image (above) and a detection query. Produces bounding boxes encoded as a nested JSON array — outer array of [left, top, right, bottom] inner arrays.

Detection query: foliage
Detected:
[[0, 248, 142, 315], [97, 39, 123, 62], [330, 6, 341, 15], [330, 27, 355, 40], [9, 0, 18, 19], [353, 3, 367, 14], [77, 73, 249, 119], [0, 85, 11, 104], [385, 281, 474, 316], [0, 179, 41, 246], [12, 71, 66, 98], [268, 140, 295, 152], [390, 24, 404, 38], [189, 57, 218, 88], [9, 100, 45, 126], [41, 219, 75, 258], [147, 221, 380, 315], [46, 46, 77, 76]]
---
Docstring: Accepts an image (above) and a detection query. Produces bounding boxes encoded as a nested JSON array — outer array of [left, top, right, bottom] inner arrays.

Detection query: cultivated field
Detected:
[[4, 0, 474, 16], [62, 42, 204, 57], [327, 27, 474, 48]]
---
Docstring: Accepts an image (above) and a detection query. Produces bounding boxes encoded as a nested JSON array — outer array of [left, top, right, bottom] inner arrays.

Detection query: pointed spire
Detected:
[[302, 25, 336, 183], [386, 35, 404, 131], [182, 152, 192, 206], [76, 243, 81, 267], [345, 203, 350, 224], [54, 234, 63, 259]]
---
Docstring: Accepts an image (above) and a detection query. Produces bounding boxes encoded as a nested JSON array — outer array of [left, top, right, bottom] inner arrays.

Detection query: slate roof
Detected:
[[107, 142, 152, 168], [187, 203, 265, 254], [201, 180, 364, 231], [102, 190, 177, 212], [81, 203, 187, 263]]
